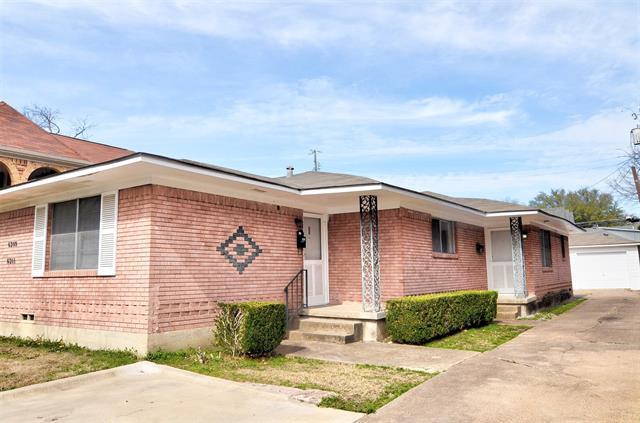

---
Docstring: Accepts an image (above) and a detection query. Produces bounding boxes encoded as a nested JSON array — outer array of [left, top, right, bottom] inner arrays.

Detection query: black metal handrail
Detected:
[[284, 269, 308, 323]]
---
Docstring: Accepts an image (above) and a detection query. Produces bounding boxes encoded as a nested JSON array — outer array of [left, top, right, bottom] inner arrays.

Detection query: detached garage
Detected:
[[570, 229, 640, 290]]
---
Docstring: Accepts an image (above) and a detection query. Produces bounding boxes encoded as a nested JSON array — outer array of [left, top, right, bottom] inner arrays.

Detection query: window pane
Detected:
[[77, 230, 99, 269], [51, 233, 76, 270], [445, 221, 455, 253], [78, 196, 100, 231], [76, 196, 100, 269], [432, 219, 442, 252], [51, 200, 77, 270], [52, 200, 77, 235], [303, 217, 322, 260]]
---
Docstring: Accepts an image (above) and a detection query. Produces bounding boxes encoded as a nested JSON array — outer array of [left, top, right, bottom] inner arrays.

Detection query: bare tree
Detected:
[[609, 106, 640, 203], [23, 104, 96, 140], [23, 104, 61, 134], [71, 116, 96, 139]]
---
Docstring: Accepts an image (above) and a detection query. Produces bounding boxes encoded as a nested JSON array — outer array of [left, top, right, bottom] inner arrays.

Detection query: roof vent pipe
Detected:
[[286, 166, 294, 177]]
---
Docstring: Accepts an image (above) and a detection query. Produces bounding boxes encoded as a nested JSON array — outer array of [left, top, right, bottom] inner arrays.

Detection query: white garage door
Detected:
[[571, 247, 640, 290]]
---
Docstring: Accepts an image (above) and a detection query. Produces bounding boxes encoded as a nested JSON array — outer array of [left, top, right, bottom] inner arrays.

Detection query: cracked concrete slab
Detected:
[[363, 289, 640, 423], [0, 361, 363, 423]]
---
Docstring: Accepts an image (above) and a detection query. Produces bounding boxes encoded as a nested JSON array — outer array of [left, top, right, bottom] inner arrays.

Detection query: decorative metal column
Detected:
[[509, 217, 528, 298], [359, 195, 381, 312]]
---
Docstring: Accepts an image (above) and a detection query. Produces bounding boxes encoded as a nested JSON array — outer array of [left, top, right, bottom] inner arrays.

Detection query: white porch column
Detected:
[[510, 217, 528, 298], [359, 195, 381, 312]]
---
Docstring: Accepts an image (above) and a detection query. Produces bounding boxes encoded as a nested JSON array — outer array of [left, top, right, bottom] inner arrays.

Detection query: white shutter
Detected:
[[31, 204, 48, 277], [98, 191, 118, 276]]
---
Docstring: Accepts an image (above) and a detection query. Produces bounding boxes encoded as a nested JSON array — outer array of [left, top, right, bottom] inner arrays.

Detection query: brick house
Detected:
[[0, 102, 582, 354]]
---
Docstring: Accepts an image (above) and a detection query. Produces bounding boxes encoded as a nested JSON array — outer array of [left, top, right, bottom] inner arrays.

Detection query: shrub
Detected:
[[214, 301, 286, 356], [386, 290, 498, 344]]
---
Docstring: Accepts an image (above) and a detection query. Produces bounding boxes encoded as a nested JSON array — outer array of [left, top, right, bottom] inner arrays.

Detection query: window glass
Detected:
[[432, 219, 456, 254], [50, 196, 101, 270], [541, 230, 552, 267], [51, 200, 77, 270], [77, 197, 100, 269], [303, 217, 322, 260]]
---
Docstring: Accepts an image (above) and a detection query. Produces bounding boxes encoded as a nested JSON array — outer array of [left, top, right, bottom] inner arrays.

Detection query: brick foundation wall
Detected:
[[523, 225, 572, 298], [0, 185, 153, 333], [148, 186, 303, 334], [328, 208, 487, 303]]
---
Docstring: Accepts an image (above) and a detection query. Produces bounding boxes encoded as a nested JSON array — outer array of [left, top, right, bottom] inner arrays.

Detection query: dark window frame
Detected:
[[432, 218, 456, 254], [560, 235, 566, 259], [541, 230, 553, 267], [50, 195, 101, 271]]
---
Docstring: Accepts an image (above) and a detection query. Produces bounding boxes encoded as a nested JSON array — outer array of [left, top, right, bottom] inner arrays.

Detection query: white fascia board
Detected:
[[0, 155, 145, 196], [485, 210, 539, 217], [570, 243, 640, 249], [299, 184, 383, 195], [140, 156, 299, 194]]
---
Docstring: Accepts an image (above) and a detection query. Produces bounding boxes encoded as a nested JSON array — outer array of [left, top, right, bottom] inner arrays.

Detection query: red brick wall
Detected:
[[523, 225, 572, 298], [401, 209, 487, 296], [148, 186, 303, 333], [328, 210, 404, 303], [0, 186, 153, 333], [328, 208, 487, 303]]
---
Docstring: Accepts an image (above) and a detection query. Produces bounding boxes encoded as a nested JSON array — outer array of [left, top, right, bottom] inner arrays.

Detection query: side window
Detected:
[[541, 230, 552, 267], [560, 235, 566, 259], [51, 196, 101, 270], [432, 218, 456, 254]]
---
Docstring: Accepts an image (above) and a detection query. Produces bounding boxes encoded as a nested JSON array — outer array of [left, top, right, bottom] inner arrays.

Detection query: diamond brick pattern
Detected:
[[216, 226, 263, 274]]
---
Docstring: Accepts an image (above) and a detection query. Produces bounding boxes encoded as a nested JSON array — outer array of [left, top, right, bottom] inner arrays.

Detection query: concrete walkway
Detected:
[[277, 340, 478, 373], [363, 290, 640, 422], [0, 361, 363, 423]]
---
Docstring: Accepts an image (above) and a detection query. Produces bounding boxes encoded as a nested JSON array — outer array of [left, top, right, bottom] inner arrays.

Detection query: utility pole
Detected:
[[309, 149, 321, 172], [631, 166, 640, 203]]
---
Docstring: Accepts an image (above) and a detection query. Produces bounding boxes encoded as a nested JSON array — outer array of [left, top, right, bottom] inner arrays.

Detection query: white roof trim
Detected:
[[570, 243, 640, 249]]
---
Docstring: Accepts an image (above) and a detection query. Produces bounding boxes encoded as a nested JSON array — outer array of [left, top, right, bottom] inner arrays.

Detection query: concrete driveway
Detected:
[[0, 361, 362, 423], [364, 289, 640, 423]]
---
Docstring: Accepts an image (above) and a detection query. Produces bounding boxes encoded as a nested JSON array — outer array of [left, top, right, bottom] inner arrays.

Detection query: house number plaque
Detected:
[[5, 240, 17, 265]]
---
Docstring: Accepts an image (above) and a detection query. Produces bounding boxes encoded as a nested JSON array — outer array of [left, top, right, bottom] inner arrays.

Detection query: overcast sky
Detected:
[[1, 1, 639, 213]]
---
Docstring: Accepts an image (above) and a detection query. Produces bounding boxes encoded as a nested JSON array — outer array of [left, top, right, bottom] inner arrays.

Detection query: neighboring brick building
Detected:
[[0, 101, 131, 187], [0, 103, 582, 353]]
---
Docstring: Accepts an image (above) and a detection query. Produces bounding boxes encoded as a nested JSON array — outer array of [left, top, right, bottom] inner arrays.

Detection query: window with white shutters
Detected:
[[35, 191, 119, 276], [50, 196, 101, 270], [31, 205, 48, 277], [98, 192, 118, 276]]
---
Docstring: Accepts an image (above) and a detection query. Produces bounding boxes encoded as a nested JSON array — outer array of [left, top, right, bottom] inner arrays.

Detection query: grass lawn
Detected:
[[424, 323, 531, 352], [0, 336, 137, 391], [147, 348, 434, 414], [522, 297, 588, 321]]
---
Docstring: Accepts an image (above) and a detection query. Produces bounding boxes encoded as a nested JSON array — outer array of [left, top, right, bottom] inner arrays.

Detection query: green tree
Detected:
[[529, 188, 625, 224]]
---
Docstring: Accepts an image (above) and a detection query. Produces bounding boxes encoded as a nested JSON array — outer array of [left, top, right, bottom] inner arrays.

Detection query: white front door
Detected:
[[489, 229, 515, 294], [303, 216, 328, 306]]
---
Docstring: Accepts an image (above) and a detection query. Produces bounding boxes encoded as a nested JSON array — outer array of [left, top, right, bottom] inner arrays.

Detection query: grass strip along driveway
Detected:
[[148, 348, 433, 413], [424, 323, 530, 352], [0, 336, 137, 391], [527, 297, 588, 320]]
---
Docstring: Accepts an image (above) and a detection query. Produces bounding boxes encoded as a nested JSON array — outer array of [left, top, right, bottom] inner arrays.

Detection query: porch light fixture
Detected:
[[475, 243, 485, 254], [522, 230, 528, 239]]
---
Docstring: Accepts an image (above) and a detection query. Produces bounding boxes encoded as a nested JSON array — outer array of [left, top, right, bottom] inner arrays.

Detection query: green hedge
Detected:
[[215, 301, 286, 356], [386, 290, 498, 344]]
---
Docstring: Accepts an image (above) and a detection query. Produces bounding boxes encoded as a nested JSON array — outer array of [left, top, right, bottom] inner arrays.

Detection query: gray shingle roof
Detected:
[[272, 171, 380, 189], [570, 230, 640, 247]]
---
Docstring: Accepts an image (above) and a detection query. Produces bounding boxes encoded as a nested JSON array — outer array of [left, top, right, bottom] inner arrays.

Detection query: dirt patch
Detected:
[[0, 336, 137, 391]]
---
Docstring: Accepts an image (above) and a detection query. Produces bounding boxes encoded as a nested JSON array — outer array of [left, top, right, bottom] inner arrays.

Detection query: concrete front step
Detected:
[[298, 318, 359, 333], [287, 317, 363, 344], [496, 311, 519, 320], [287, 330, 359, 344]]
